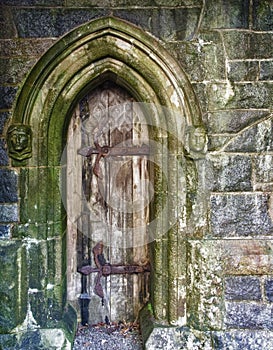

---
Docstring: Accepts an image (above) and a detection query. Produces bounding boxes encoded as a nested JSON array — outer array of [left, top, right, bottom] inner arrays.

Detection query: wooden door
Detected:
[[67, 82, 150, 324]]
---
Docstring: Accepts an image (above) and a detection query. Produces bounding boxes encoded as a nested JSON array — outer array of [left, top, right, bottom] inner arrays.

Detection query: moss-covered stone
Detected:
[[228, 61, 259, 82], [224, 117, 273, 153], [186, 240, 224, 331], [0, 333, 18, 350], [171, 31, 225, 82], [201, 0, 249, 29], [222, 31, 248, 58], [260, 61, 273, 81], [253, 0, 273, 31], [0, 6, 17, 39], [1, 4, 272, 348], [0, 58, 36, 85], [0, 241, 27, 333], [27, 240, 47, 290], [19, 167, 63, 226], [1, 0, 64, 5], [205, 110, 269, 134]]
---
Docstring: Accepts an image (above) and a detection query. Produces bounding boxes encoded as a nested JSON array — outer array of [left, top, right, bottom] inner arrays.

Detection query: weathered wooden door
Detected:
[[67, 82, 150, 324]]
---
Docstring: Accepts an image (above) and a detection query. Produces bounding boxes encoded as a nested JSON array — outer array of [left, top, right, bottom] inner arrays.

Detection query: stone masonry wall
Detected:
[[0, 0, 273, 349]]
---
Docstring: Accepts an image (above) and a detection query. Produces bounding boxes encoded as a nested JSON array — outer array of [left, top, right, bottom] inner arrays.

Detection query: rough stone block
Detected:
[[13, 222, 55, 240], [210, 194, 273, 237], [46, 237, 63, 286], [0, 38, 57, 57], [225, 302, 273, 329], [228, 61, 259, 82], [0, 139, 9, 166], [157, 8, 201, 41], [0, 241, 27, 333], [191, 82, 208, 114], [112, 9, 153, 34], [0, 169, 18, 203], [228, 82, 273, 109], [153, 0, 202, 4], [0, 204, 18, 223], [0, 7, 17, 39], [201, 0, 249, 29], [223, 32, 273, 60], [29, 291, 48, 327], [27, 240, 47, 290], [254, 155, 273, 184], [1, 0, 64, 4], [0, 334, 18, 350], [22, 329, 70, 350], [225, 276, 261, 301], [205, 110, 268, 134], [0, 329, 72, 350], [0, 112, 11, 135], [13, 8, 109, 38], [260, 61, 273, 81], [207, 82, 236, 110], [186, 240, 224, 330], [0, 58, 36, 85], [0, 225, 11, 239], [174, 31, 225, 81], [249, 33, 273, 59], [265, 279, 273, 302], [253, 0, 273, 31], [20, 167, 57, 224], [221, 240, 273, 276], [0, 86, 18, 109], [212, 330, 273, 350], [208, 155, 252, 192], [207, 135, 233, 152], [114, 7, 200, 41], [222, 31, 251, 60], [224, 117, 273, 153]]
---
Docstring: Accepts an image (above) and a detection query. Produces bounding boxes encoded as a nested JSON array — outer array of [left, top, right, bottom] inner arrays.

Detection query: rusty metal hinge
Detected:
[[78, 242, 150, 301], [78, 142, 149, 177]]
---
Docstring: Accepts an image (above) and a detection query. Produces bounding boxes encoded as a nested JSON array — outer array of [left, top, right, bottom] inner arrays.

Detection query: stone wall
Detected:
[[0, 0, 273, 349]]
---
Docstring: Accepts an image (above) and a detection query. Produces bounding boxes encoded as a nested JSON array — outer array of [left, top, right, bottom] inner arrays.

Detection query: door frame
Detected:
[[9, 16, 205, 339]]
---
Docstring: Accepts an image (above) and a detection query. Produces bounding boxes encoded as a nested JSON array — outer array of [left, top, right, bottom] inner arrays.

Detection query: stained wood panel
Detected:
[[67, 82, 150, 324]]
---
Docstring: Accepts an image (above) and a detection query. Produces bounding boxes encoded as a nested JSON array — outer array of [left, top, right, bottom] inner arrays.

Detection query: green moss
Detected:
[[0, 242, 27, 333]]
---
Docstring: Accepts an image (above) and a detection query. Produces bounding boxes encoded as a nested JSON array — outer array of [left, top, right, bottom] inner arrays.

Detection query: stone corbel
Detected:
[[185, 125, 207, 159], [7, 124, 32, 164]]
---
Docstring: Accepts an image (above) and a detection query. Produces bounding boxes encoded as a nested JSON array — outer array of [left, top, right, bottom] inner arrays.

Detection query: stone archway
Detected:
[[9, 16, 205, 346]]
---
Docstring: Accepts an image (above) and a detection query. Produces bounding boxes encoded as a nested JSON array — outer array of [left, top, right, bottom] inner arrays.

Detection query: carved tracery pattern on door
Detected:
[[67, 82, 150, 324]]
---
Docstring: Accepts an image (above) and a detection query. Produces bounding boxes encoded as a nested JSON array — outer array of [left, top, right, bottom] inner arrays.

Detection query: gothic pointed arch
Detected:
[[10, 16, 205, 339]]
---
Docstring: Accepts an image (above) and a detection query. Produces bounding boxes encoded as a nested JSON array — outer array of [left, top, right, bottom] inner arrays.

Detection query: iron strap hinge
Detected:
[[78, 142, 150, 177], [78, 242, 150, 300]]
